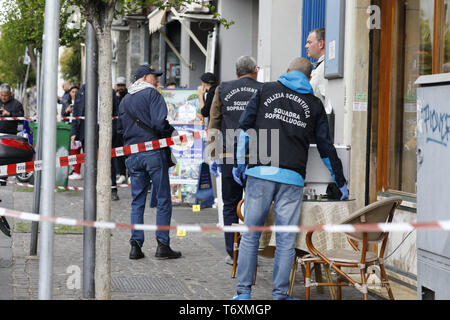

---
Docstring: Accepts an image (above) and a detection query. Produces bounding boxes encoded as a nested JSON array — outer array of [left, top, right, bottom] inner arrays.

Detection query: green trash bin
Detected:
[[29, 121, 72, 188]]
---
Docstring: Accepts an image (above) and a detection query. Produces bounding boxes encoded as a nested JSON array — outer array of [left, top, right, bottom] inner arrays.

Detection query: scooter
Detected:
[[16, 120, 35, 184], [0, 121, 35, 237]]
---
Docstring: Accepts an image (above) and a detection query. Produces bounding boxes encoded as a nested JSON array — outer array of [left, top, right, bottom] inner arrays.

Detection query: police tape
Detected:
[[0, 116, 37, 121], [0, 129, 208, 176], [0, 205, 449, 233], [0, 179, 131, 191], [0, 116, 118, 121]]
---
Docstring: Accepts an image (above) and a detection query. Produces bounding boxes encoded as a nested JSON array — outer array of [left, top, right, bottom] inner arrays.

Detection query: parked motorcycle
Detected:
[[0, 121, 35, 237]]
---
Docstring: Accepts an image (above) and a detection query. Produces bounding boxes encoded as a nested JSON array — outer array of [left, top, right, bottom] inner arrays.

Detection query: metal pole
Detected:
[[30, 51, 43, 256], [83, 21, 98, 299], [38, 0, 60, 300]]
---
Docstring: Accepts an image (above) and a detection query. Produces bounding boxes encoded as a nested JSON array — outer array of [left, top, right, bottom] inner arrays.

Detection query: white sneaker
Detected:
[[127, 177, 131, 184], [116, 175, 126, 184], [225, 255, 234, 266], [69, 173, 82, 180]]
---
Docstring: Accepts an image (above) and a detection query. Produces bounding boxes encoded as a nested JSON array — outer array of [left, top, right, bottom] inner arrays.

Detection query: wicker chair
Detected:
[[298, 196, 403, 300]]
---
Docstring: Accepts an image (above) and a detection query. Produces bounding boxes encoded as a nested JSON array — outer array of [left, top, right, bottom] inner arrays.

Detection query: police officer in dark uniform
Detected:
[[208, 56, 263, 265], [231, 57, 348, 300]]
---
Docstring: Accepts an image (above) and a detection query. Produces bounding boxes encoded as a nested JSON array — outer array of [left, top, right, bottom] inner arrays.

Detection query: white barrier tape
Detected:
[[0, 179, 131, 191], [0, 116, 37, 121], [1, 206, 449, 233], [0, 129, 208, 176], [0, 116, 119, 121]]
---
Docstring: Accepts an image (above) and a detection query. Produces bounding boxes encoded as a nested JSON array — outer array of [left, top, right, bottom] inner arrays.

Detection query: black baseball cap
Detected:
[[200, 72, 217, 84], [134, 64, 163, 80]]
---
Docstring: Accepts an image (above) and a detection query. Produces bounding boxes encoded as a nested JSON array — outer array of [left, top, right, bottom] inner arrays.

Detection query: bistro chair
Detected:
[[298, 196, 402, 300]]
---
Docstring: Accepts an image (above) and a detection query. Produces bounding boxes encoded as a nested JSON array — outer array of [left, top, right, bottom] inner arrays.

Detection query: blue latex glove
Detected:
[[339, 184, 349, 200], [232, 166, 246, 187], [210, 161, 221, 177]]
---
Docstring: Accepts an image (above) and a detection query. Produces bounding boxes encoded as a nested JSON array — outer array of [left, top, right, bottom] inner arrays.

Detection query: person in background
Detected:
[[208, 56, 263, 266], [305, 28, 327, 106], [115, 77, 128, 104], [61, 86, 79, 122], [114, 77, 128, 185], [0, 83, 24, 186], [60, 86, 83, 180], [70, 85, 121, 200], [166, 80, 177, 89], [198, 72, 218, 120], [58, 81, 72, 105]]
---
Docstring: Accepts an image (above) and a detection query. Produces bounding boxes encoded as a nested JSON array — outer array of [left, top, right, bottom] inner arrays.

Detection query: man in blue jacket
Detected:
[[118, 64, 181, 261], [231, 57, 349, 300]]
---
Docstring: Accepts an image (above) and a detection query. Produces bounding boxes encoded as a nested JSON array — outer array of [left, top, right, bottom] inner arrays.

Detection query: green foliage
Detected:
[[0, 24, 34, 88], [59, 42, 82, 86], [0, 0, 85, 53]]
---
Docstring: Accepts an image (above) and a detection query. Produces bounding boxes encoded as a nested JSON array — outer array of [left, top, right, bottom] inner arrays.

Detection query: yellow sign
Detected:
[[192, 205, 201, 212], [177, 229, 186, 237]]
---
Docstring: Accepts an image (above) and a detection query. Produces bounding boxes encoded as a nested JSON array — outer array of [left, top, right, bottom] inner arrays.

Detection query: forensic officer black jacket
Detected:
[[238, 81, 347, 188], [217, 77, 263, 151]]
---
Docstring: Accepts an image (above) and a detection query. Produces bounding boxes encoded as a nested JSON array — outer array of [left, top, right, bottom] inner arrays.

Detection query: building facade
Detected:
[[109, 0, 450, 295]]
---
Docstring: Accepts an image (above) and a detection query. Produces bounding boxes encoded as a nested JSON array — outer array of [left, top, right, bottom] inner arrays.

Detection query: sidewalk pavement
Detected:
[[0, 176, 392, 301]]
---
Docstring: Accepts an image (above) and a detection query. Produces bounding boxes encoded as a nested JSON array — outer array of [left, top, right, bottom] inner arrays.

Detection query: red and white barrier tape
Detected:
[[0, 129, 208, 176], [0, 116, 118, 121], [0, 179, 130, 191], [60, 116, 119, 121], [1, 206, 449, 233], [0, 116, 37, 121]]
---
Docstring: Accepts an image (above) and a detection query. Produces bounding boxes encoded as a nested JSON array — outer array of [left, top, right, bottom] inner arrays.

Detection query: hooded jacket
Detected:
[[117, 81, 174, 146], [237, 70, 346, 188]]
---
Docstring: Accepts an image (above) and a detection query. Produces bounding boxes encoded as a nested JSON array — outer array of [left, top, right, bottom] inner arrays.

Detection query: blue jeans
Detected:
[[236, 176, 303, 300], [125, 149, 172, 247]]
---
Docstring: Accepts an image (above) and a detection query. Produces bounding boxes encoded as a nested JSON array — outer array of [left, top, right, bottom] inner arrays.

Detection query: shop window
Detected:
[[442, 1, 450, 72], [388, 0, 434, 194]]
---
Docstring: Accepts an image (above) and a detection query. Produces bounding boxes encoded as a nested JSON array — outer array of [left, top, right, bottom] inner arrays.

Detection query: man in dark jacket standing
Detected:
[[0, 83, 24, 134], [70, 85, 121, 200], [118, 64, 181, 261], [231, 57, 348, 300], [208, 56, 263, 265]]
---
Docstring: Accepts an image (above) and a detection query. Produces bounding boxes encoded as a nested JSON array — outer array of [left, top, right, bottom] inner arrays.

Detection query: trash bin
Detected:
[[29, 121, 72, 187]]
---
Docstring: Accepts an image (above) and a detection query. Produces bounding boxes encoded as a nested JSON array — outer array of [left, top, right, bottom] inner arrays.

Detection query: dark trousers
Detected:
[[114, 134, 127, 176], [82, 138, 117, 193], [221, 163, 244, 258]]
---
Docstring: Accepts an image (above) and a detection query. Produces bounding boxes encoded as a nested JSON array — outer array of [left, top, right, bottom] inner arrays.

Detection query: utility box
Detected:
[[416, 74, 450, 300]]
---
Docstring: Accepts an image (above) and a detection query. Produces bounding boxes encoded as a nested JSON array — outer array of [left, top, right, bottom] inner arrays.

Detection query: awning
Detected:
[[148, 8, 167, 34]]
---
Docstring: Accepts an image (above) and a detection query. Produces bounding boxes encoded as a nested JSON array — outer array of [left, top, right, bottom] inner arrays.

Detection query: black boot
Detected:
[[129, 240, 145, 260], [155, 240, 182, 260]]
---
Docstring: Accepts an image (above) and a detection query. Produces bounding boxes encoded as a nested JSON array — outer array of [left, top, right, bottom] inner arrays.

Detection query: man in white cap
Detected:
[[115, 76, 128, 104]]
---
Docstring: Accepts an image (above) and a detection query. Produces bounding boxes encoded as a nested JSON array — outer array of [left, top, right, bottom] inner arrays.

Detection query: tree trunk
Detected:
[[85, 0, 117, 301], [27, 44, 38, 75], [94, 29, 113, 300]]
